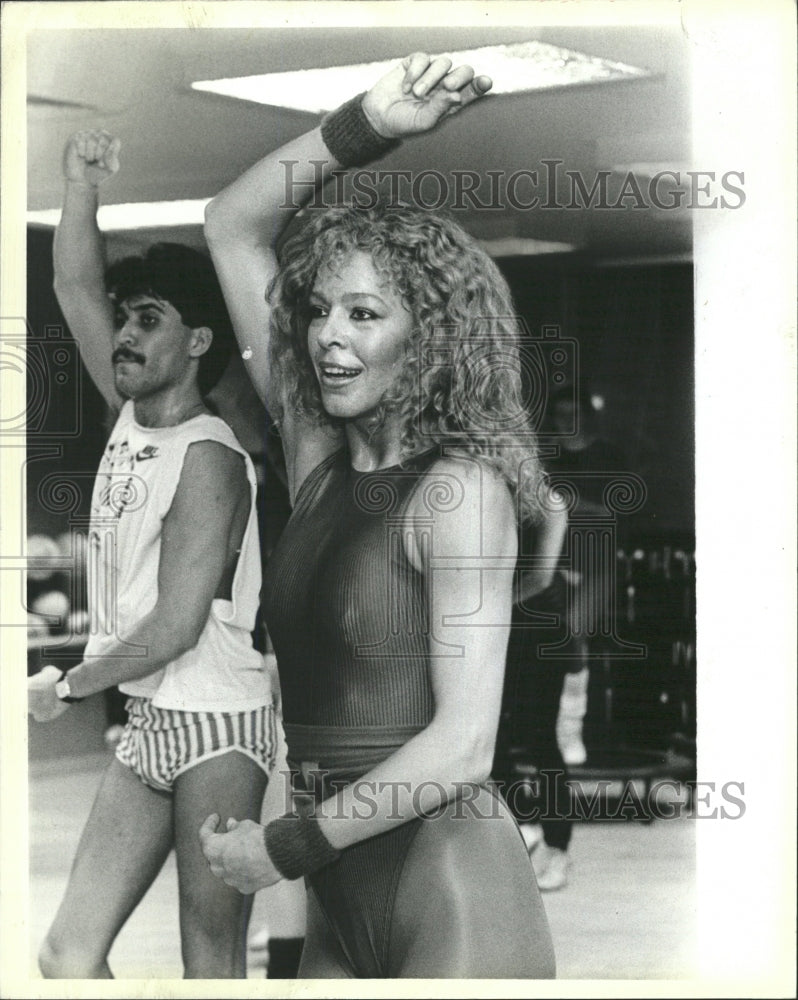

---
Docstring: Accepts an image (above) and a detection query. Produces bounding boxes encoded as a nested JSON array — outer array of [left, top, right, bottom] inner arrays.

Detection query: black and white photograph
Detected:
[[1, 1, 795, 995]]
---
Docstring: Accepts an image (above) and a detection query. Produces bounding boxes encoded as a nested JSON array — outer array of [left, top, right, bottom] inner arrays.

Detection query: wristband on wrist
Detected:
[[263, 813, 341, 880], [320, 93, 400, 168]]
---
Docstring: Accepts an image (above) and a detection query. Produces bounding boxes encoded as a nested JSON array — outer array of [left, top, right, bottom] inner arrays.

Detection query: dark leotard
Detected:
[[265, 447, 434, 733], [263, 448, 555, 978]]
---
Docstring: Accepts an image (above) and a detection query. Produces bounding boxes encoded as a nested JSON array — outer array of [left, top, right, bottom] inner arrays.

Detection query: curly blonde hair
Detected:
[[269, 202, 545, 522]]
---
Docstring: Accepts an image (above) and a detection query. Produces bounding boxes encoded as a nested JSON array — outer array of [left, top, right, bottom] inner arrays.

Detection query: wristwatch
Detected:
[[54, 670, 83, 703]]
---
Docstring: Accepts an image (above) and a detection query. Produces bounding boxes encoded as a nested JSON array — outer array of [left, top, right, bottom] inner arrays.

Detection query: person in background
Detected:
[[28, 131, 275, 979], [547, 385, 630, 767], [493, 386, 631, 893], [492, 493, 575, 892]]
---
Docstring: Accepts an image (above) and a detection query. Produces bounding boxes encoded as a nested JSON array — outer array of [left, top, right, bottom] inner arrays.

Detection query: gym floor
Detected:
[[25, 695, 696, 984]]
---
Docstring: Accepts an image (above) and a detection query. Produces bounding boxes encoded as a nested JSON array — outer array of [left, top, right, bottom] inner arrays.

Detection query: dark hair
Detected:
[[105, 243, 234, 395]]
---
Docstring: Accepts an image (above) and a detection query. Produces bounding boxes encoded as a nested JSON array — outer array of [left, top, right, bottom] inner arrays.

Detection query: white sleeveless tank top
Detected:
[[84, 400, 270, 711]]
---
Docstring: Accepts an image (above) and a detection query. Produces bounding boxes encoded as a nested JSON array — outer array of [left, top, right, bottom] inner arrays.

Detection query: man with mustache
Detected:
[[27, 130, 276, 978]]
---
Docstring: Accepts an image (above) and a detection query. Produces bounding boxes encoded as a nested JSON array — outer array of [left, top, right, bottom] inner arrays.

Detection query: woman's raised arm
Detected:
[[204, 54, 491, 495]]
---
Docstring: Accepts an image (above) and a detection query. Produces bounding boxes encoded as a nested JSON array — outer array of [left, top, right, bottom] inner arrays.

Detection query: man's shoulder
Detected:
[[178, 411, 247, 452], [179, 437, 250, 495]]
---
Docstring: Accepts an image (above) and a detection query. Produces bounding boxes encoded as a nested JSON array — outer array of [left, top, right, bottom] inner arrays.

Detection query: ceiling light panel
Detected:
[[27, 200, 210, 230], [191, 41, 652, 114]]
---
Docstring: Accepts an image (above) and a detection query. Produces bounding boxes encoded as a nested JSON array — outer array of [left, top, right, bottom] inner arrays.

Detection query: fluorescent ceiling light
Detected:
[[27, 207, 580, 253], [192, 41, 651, 114], [479, 237, 577, 258], [27, 199, 210, 230]]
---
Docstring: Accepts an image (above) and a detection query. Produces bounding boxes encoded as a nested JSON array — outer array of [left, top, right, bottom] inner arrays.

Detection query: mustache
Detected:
[[112, 347, 145, 365]]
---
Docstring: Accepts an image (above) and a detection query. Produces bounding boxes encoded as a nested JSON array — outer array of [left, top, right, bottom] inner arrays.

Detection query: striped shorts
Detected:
[[115, 696, 277, 793]]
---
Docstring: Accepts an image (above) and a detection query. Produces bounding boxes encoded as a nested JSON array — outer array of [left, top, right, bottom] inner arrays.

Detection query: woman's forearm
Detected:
[[314, 718, 496, 851], [203, 125, 348, 410], [204, 126, 341, 251]]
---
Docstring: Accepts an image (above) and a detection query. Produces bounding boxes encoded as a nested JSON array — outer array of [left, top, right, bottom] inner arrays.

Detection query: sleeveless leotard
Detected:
[[263, 448, 555, 979], [264, 447, 436, 734]]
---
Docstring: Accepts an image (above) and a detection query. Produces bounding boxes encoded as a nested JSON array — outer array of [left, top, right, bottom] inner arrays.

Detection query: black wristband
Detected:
[[320, 93, 400, 168], [264, 813, 341, 881]]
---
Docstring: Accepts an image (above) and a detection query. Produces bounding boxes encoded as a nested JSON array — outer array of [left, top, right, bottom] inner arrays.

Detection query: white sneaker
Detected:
[[535, 848, 569, 891]]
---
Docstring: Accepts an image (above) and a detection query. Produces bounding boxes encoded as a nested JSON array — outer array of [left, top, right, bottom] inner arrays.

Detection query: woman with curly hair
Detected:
[[200, 53, 559, 978]]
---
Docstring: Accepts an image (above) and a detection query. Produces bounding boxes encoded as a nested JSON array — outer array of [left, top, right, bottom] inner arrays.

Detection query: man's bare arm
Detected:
[[39, 440, 250, 700], [53, 130, 123, 411]]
